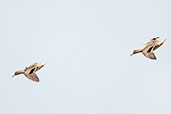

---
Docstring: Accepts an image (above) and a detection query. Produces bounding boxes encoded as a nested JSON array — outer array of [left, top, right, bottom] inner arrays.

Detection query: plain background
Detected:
[[0, 0, 171, 114]]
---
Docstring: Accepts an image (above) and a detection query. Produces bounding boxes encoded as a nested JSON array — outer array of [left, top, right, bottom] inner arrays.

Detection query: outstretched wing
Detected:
[[25, 63, 38, 71], [153, 39, 166, 51], [144, 52, 157, 60], [24, 73, 39, 82], [144, 39, 160, 45]]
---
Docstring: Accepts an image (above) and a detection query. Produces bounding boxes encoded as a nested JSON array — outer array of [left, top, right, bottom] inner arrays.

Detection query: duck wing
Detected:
[[144, 39, 160, 45], [25, 63, 38, 70], [153, 39, 166, 51], [143, 52, 157, 60], [24, 73, 39, 82]]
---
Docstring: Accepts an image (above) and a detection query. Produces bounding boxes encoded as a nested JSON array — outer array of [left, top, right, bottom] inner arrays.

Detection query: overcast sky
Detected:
[[0, 0, 171, 114]]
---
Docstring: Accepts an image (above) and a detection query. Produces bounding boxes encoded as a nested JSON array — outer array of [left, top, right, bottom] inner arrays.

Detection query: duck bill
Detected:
[[12, 75, 15, 78]]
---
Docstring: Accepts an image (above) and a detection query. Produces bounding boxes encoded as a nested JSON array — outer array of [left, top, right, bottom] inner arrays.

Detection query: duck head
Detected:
[[130, 49, 142, 56]]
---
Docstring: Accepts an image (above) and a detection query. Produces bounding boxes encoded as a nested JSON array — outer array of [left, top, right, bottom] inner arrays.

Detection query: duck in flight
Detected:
[[130, 37, 166, 60], [12, 62, 47, 82]]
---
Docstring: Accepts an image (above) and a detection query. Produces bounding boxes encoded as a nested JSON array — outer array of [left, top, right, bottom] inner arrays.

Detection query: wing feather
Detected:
[[144, 39, 160, 45], [24, 73, 39, 82]]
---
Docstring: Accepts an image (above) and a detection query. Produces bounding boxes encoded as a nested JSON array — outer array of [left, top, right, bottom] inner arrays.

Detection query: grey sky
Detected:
[[0, 0, 171, 114]]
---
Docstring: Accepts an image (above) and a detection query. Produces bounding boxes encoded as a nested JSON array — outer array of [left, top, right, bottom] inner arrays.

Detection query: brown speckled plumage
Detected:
[[131, 37, 166, 60], [12, 62, 47, 82]]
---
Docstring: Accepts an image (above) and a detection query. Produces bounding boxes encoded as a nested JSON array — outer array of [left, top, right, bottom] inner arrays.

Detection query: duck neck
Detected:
[[135, 49, 143, 54]]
